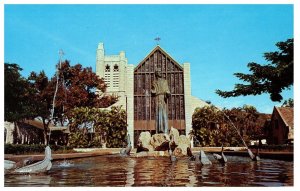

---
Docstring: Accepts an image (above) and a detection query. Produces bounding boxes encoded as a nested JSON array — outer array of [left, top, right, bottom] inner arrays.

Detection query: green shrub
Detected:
[[88, 134, 102, 148], [68, 131, 89, 148], [69, 106, 127, 148], [5, 144, 45, 154]]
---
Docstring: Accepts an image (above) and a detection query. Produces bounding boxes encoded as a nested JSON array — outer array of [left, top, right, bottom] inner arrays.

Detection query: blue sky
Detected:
[[4, 4, 294, 113]]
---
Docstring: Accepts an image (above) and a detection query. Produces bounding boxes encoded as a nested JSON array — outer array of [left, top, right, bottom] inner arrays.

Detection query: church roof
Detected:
[[135, 45, 183, 72]]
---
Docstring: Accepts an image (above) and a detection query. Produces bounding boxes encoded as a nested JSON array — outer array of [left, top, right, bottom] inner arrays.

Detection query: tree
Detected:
[[242, 105, 260, 139], [4, 63, 35, 122], [4, 63, 45, 144], [52, 60, 118, 121], [28, 71, 53, 144], [192, 105, 260, 147], [216, 38, 293, 102], [282, 98, 294, 107], [192, 106, 228, 146], [5, 60, 118, 145], [224, 105, 259, 145], [27, 60, 118, 145], [49, 60, 118, 144]]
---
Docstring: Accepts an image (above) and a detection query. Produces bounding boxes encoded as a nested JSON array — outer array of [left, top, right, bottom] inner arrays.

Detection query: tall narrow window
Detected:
[[113, 64, 119, 72], [105, 65, 110, 72], [113, 64, 119, 87], [104, 65, 110, 87]]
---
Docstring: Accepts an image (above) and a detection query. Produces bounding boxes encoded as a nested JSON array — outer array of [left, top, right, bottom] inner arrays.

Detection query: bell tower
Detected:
[[95, 42, 134, 145]]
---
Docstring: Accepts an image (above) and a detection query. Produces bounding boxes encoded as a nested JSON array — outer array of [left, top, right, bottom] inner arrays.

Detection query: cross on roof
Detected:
[[154, 37, 161, 45]]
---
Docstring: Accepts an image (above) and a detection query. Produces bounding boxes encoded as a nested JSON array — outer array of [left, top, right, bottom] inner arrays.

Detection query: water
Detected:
[[4, 154, 293, 187]]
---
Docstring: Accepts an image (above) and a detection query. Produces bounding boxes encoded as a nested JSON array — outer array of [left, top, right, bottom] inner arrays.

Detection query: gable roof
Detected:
[[23, 119, 44, 130], [24, 119, 69, 133], [134, 45, 183, 72], [275, 107, 294, 128]]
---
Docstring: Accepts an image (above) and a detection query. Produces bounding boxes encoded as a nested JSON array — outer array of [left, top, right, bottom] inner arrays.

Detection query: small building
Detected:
[[4, 120, 44, 144], [265, 107, 294, 145], [4, 119, 69, 145]]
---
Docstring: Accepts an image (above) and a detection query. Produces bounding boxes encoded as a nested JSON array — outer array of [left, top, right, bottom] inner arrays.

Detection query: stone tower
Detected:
[[96, 43, 134, 145]]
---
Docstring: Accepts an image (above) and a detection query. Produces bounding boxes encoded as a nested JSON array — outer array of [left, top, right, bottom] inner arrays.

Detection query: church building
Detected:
[[96, 43, 208, 146]]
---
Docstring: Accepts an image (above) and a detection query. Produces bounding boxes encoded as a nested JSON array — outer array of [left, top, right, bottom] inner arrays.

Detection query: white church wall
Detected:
[[183, 63, 192, 136]]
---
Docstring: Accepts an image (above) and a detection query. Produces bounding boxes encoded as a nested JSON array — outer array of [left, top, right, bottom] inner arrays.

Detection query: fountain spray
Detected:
[[211, 105, 255, 160], [49, 49, 64, 145]]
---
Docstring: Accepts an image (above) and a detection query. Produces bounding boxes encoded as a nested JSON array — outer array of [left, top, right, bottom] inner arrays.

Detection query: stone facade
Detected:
[[96, 43, 208, 146]]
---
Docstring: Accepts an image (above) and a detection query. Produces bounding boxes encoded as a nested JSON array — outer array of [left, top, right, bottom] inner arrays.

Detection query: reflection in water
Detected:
[[4, 154, 293, 187], [5, 174, 52, 187], [125, 158, 135, 186]]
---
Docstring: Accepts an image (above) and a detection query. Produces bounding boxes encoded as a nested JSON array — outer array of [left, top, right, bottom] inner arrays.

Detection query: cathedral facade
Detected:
[[96, 43, 208, 145]]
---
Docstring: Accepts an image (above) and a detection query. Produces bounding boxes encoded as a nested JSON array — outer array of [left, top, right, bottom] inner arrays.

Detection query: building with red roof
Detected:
[[265, 107, 294, 145]]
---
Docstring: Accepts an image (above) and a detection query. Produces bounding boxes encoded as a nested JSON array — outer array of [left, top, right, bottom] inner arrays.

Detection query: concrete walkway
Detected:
[[4, 150, 119, 162]]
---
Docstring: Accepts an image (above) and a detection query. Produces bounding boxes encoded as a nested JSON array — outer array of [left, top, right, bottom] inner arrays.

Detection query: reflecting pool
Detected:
[[4, 154, 293, 187]]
